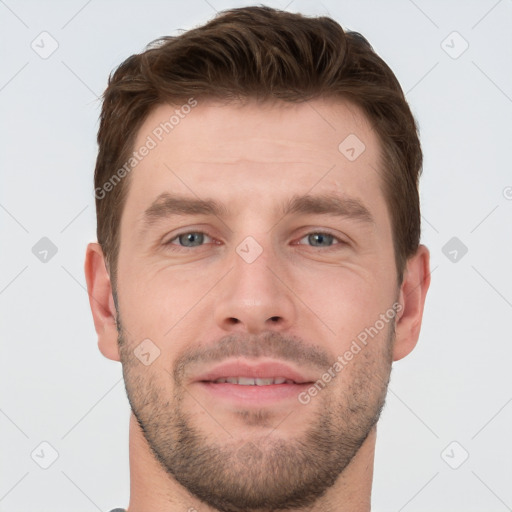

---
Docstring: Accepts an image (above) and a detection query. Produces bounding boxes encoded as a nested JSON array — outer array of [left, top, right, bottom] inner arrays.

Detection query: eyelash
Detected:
[[164, 230, 347, 251]]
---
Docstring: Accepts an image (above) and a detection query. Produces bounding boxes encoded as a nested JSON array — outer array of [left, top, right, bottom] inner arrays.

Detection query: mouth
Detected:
[[192, 360, 315, 405], [208, 376, 298, 385]]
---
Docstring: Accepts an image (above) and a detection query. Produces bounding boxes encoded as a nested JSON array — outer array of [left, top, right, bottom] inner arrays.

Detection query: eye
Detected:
[[296, 231, 345, 248], [163, 230, 346, 252], [165, 231, 214, 249]]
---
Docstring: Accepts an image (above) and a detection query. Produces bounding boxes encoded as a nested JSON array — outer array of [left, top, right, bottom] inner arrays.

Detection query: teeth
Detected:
[[238, 377, 256, 385], [255, 378, 275, 385], [212, 377, 295, 385]]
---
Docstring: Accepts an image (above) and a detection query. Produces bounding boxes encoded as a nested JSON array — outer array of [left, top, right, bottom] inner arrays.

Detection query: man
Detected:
[[85, 5, 430, 512]]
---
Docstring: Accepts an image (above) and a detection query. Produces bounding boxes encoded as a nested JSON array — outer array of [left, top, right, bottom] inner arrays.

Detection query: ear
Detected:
[[393, 244, 431, 361], [84, 242, 120, 362]]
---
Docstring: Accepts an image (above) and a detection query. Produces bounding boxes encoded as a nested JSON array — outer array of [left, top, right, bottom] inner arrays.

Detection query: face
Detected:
[[114, 98, 402, 511]]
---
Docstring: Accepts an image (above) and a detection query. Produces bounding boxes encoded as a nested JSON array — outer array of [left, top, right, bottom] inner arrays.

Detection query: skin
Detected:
[[85, 98, 430, 512]]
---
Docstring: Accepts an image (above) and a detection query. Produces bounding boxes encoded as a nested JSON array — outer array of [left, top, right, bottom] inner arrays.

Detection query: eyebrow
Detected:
[[281, 193, 374, 224], [140, 191, 374, 228]]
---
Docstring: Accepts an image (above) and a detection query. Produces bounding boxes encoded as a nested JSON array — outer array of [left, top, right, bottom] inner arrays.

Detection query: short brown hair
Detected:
[[94, 5, 422, 288]]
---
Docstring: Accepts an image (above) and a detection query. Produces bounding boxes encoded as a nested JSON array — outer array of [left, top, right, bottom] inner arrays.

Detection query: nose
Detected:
[[213, 239, 297, 334]]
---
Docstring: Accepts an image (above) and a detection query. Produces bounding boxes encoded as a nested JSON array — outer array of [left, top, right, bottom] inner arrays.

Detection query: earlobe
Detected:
[[84, 243, 121, 362], [393, 245, 431, 362]]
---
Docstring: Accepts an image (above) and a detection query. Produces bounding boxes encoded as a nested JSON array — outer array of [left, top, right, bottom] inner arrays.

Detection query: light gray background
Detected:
[[1, 0, 511, 511]]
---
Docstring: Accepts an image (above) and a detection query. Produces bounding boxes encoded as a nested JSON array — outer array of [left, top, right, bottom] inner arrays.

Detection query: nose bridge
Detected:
[[213, 231, 296, 333], [234, 234, 277, 301]]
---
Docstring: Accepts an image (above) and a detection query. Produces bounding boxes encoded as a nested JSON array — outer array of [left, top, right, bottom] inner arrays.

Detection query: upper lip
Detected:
[[193, 359, 315, 384]]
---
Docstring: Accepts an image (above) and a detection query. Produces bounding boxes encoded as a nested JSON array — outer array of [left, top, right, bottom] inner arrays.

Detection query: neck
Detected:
[[125, 413, 375, 512]]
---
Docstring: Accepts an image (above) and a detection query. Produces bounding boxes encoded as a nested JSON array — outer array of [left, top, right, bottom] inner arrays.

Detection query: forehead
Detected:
[[123, 97, 387, 225]]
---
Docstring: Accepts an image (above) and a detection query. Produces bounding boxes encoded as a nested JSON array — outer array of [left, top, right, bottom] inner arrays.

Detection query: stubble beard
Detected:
[[118, 324, 394, 512]]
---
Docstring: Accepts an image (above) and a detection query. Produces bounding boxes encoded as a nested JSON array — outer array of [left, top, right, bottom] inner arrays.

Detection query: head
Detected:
[[86, 6, 430, 512]]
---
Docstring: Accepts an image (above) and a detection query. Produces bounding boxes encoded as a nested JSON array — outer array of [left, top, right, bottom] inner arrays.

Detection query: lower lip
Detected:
[[196, 381, 312, 405]]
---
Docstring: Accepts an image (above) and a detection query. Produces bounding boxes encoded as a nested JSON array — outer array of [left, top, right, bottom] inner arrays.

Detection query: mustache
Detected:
[[173, 331, 333, 384]]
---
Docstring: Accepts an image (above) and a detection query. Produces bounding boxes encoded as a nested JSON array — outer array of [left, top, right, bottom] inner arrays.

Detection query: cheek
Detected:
[[291, 264, 391, 337], [117, 262, 215, 344]]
